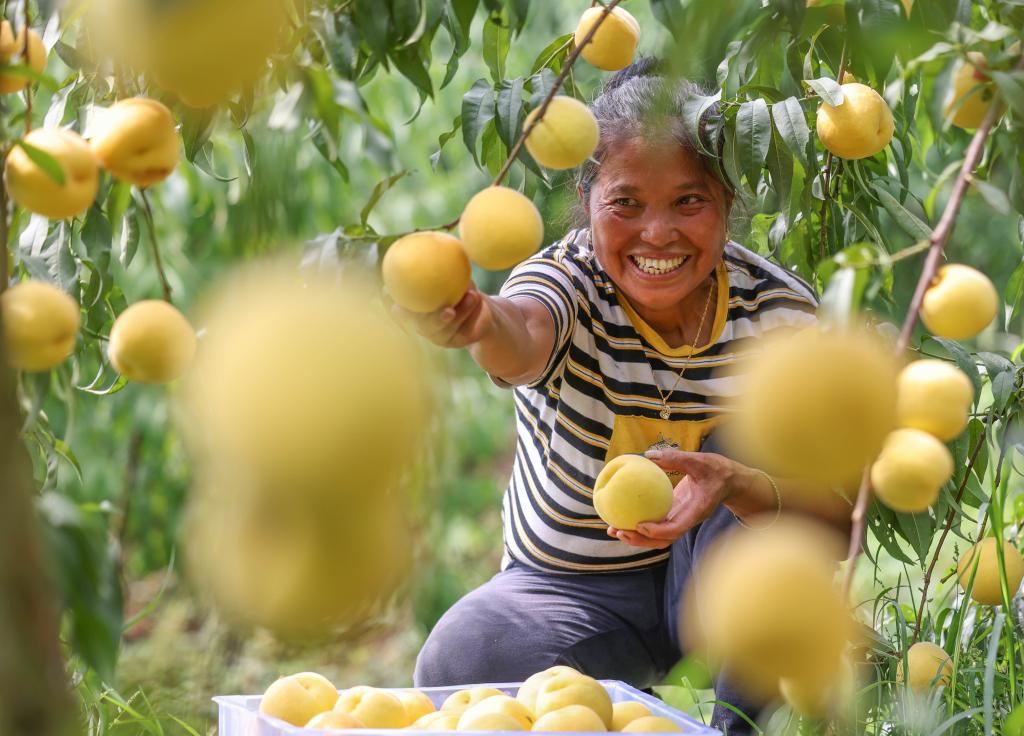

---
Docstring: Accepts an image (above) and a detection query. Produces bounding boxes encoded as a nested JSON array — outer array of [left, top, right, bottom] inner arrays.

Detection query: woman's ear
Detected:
[[720, 186, 734, 222], [578, 185, 590, 218]]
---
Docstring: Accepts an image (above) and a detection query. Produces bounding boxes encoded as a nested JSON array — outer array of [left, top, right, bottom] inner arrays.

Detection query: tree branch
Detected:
[[139, 190, 173, 303], [490, 0, 622, 189], [0, 157, 8, 294], [22, 3, 31, 137], [816, 45, 848, 263], [116, 429, 144, 566], [910, 425, 988, 644], [840, 64, 1013, 600], [440, 0, 624, 230]]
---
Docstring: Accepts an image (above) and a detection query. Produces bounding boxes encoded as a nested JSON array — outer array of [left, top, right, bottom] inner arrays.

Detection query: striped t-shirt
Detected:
[[496, 229, 818, 573]]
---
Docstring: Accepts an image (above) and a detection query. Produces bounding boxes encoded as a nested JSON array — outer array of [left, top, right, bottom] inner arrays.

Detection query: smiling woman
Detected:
[[399, 58, 850, 734]]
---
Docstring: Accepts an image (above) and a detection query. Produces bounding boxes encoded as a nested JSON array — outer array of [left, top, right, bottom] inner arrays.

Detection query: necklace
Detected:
[[656, 277, 716, 420]]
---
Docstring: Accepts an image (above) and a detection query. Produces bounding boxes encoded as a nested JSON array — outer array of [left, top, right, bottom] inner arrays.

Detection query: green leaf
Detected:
[[53, 40, 88, 71], [180, 106, 217, 163], [78, 372, 128, 397], [353, 0, 391, 60], [868, 506, 916, 564], [506, 0, 530, 32], [893, 509, 936, 564], [819, 266, 867, 321], [115, 213, 137, 280], [529, 33, 572, 75], [451, 0, 478, 41], [768, 127, 794, 201], [43, 223, 77, 292], [480, 119, 505, 177], [930, 336, 983, 399], [873, 184, 933, 241], [15, 139, 65, 187], [649, 0, 689, 37], [390, 0, 424, 44], [967, 418, 989, 483], [80, 206, 113, 262], [977, 352, 1013, 379], [972, 178, 1012, 216], [461, 79, 496, 166], [360, 171, 408, 227], [769, 0, 805, 34], [441, 0, 478, 87], [990, 70, 1024, 120], [241, 129, 256, 178], [681, 92, 722, 159], [735, 99, 771, 187], [1007, 257, 1024, 326], [992, 370, 1015, 411], [495, 77, 525, 150], [430, 115, 462, 171], [770, 96, 810, 168], [311, 126, 350, 181], [53, 438, 83, 482], [483, 16, 511, 84], [528, 68, 557, 109], [41, 506, 124, 682], [315, 13, 359, 79], [390, 46, 434, 101], [44, 85, 71, 128], [805, 77, 844, 106]]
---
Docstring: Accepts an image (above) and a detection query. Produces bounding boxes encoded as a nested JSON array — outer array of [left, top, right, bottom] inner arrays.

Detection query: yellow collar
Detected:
[[615, 261, 730, 357]]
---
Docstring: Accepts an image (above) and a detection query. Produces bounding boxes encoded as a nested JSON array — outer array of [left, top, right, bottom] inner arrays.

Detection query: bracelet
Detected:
[[735, 468, 782, 531]]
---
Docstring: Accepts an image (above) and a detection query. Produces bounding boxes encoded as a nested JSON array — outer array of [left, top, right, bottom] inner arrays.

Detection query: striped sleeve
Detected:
[[499, 242, 580, 387]]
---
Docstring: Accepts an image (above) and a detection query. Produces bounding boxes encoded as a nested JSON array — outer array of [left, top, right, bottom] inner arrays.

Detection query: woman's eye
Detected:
[[677, 195, 703, 206], [613, 198, 638, 207]]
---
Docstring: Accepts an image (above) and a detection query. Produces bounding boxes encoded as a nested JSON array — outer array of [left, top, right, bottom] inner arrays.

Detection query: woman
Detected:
[[405, 59, 851, 733]]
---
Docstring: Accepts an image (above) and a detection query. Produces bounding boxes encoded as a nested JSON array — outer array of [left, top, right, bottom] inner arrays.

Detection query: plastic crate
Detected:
[[214, 680, 720, 735]]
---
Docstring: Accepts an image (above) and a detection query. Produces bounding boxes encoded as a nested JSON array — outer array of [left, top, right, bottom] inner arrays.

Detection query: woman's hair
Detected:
[[571, 57, 734, 225]]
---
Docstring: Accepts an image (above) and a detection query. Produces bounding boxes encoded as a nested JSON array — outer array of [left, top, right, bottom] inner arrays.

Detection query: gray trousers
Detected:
[[414, 500, 760, 734]]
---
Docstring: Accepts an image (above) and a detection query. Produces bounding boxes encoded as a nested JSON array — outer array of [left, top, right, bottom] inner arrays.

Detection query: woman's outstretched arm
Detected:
[[395, 284, 557, 387]]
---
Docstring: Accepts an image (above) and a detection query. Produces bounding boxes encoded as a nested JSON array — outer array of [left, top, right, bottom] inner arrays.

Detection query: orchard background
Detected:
[[1, 0, 1023, 734]]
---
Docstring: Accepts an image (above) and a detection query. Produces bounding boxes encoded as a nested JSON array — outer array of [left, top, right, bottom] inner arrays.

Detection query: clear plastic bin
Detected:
[[214, 680, 720, 735]]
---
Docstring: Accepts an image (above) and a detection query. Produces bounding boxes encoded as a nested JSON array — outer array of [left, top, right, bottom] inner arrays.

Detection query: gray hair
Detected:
[[572, 58, 733, 225]]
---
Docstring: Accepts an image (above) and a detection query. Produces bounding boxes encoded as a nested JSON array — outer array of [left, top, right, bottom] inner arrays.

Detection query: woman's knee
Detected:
[[413, 579, 562, 687]]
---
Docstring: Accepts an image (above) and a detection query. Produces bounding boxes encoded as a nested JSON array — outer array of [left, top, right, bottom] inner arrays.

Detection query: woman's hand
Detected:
[[607, 449, 752, 549], [392, 285, 494, 349]]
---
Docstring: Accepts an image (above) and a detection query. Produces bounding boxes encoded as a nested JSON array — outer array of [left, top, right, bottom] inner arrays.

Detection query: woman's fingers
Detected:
[[608, 523, 674, 549], [430, 291, 483, 345], [612, 528, 672, 549], [391, 303, 452, 337], [391, 287, 485, 347], [644, 448, 706, 475]]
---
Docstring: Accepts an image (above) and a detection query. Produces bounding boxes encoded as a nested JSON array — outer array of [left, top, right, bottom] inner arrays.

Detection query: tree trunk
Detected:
[[0, 350, 76, 734]]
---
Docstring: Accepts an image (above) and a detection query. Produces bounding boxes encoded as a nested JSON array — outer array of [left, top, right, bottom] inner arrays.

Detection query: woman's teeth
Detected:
[[629, 255, 689, 275]]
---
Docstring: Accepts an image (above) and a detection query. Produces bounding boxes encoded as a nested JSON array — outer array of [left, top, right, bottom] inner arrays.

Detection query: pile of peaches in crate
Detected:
[[260, 665, 683, 732]]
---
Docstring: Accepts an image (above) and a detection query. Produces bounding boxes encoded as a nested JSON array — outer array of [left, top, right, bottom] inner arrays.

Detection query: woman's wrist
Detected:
[[468, 296, 539, 382], [724, 462, 777, 518]]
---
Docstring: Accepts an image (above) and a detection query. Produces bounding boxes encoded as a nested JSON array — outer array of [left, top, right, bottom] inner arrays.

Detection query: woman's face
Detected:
[[587, 137, 732, 315]]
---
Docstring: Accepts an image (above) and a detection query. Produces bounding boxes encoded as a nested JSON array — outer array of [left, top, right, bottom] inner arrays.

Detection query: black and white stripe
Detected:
[[496, 230, 817, 572]]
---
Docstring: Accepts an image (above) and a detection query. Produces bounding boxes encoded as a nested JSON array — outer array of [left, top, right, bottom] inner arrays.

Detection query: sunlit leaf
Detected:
[[735, 98, 771, 188], [770, 96, 810, 168], [462, 78, 496, 166], [15, 140, 64, 186], [874, 184, 933, 241], [495, 77, 524, 150]]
